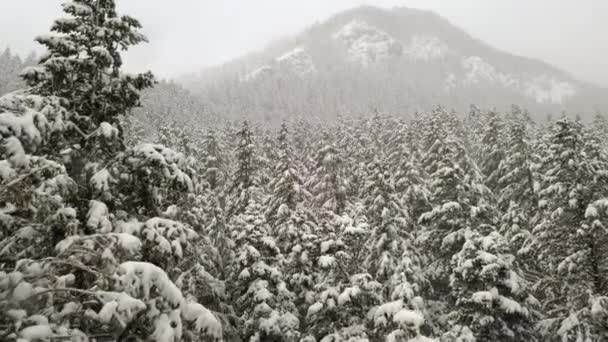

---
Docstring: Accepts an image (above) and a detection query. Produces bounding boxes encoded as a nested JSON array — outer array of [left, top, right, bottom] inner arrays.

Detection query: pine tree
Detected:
[[448, 229, 538, 342], [495, 112, 539, 257], [266, 122, 310, 227], [478, 110, 505, 192], [533, 119, 608, 340], [362, 158, 412, 284], [228, 200, 300, 341], [389, 136, 431, 222], [306, 144, 348, 216], [418, 131, 493, 294], [227, 120, 261, 218], [201, 129, 227, 191], [0, 2, 224, 340]]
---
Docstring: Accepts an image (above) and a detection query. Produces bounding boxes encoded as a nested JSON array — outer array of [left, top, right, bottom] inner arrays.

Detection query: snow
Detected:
[[477, 251, 498, 264], [276, 47, 316, 75], [319, 255, 336, 268], [373, 299, 404, 326], [19, 325, 55, 340], [91, 47, 114, 64], [448, 55, 576, 104], [98, 301, 118, 323], [117, 262, 183, 306], [499, 295, 527, 315], [405, 336, 436, 342], [98, 122, 118, 139], [243, 65, 273, 82], [112, 233, 142, 253], [393, 309, 424, 328], [471, 291, 493, 305], [333, 20, 402, 67], [182, 302, 223, 339], [12, 281, 34, 302], [307, 302, 323, 317], [524, 75, 576, 104], [557, 312, 580, 336], [403, 36, 449, 61], [3, 137, 28, 168], [338, 286, 361, 306], [62, 1, 93, 16], [87, 200, 112, 233]]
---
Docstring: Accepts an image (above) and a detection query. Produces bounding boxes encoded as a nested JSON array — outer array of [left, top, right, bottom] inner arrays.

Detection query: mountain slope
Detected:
[[182, 6, 607, 120]]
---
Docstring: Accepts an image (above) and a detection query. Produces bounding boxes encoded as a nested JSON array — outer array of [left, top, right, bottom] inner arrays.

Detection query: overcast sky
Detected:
[[1, 0, 607, 86]]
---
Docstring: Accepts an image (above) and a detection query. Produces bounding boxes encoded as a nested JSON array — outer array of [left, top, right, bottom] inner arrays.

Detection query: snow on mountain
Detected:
[[403, 35, 449, 61], [524, 76, 576, 104], [452, 56, 576, 104], [276, 47, 316, 75], [243, 47, 315, 81], [243, 65, 273, 82], [333, 20, 402, 67], [185, 6, 605, 118]]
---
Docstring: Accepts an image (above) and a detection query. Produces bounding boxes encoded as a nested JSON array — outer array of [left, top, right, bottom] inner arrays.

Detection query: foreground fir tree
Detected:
[[21, 0, 154, 191], [0, 1, 223, 340]]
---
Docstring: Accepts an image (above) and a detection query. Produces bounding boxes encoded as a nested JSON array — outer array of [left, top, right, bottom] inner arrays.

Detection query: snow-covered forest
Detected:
[[2, 1, 608, 342]]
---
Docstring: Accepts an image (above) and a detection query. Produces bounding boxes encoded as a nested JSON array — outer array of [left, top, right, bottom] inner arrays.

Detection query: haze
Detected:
[[1, 0, 606, 87]]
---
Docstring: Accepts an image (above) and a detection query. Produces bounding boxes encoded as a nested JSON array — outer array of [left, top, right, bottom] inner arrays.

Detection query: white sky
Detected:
[[1, 0, 607, 86]]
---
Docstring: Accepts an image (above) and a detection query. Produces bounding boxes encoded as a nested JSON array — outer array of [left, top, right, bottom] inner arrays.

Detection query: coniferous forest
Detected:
[[2, 1, 608, 342]]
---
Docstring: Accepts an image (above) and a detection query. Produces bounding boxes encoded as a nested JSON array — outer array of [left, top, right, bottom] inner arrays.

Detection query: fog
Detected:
[[1, 0, 606, 86]]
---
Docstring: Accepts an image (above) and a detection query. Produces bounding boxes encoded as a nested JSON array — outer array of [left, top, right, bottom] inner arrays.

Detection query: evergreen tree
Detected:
[[227, 120, 261, 218], [266, 122, 310, 227], [306, 144, 348, 215], [448, 229, 538, 342], [228, 200, 300, 341], [495, 112, 539, 256], [478, 110, 505, 192], [532, 119, 608, 340]]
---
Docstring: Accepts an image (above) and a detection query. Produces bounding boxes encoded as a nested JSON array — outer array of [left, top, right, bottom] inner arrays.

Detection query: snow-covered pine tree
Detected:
[[266, 122, 310, 228], [591, 112, 608, 152], [201, 129, 227, 191], [306, 143, 348, 216], [463, 105, 485, 161], [227, 120, 262, 218], [362, 158, 411, 284], [304, 214, 383, 342], [478, 110, 506, 192], [448, 229, 538, 342], [418, 115, 493, 297], [389, 134, 431, 222], [1, 1, 224, 340], [228, 199, 300, 341], [495, 111, 539, 258], [361, 158, 433, 341], [0, 48, 35, 95], [21, 0, 154, 189], [532, 118, 608, 340]]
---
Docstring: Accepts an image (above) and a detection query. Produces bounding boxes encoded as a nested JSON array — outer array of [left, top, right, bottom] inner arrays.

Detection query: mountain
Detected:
[[181, 6, 607, 121]]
